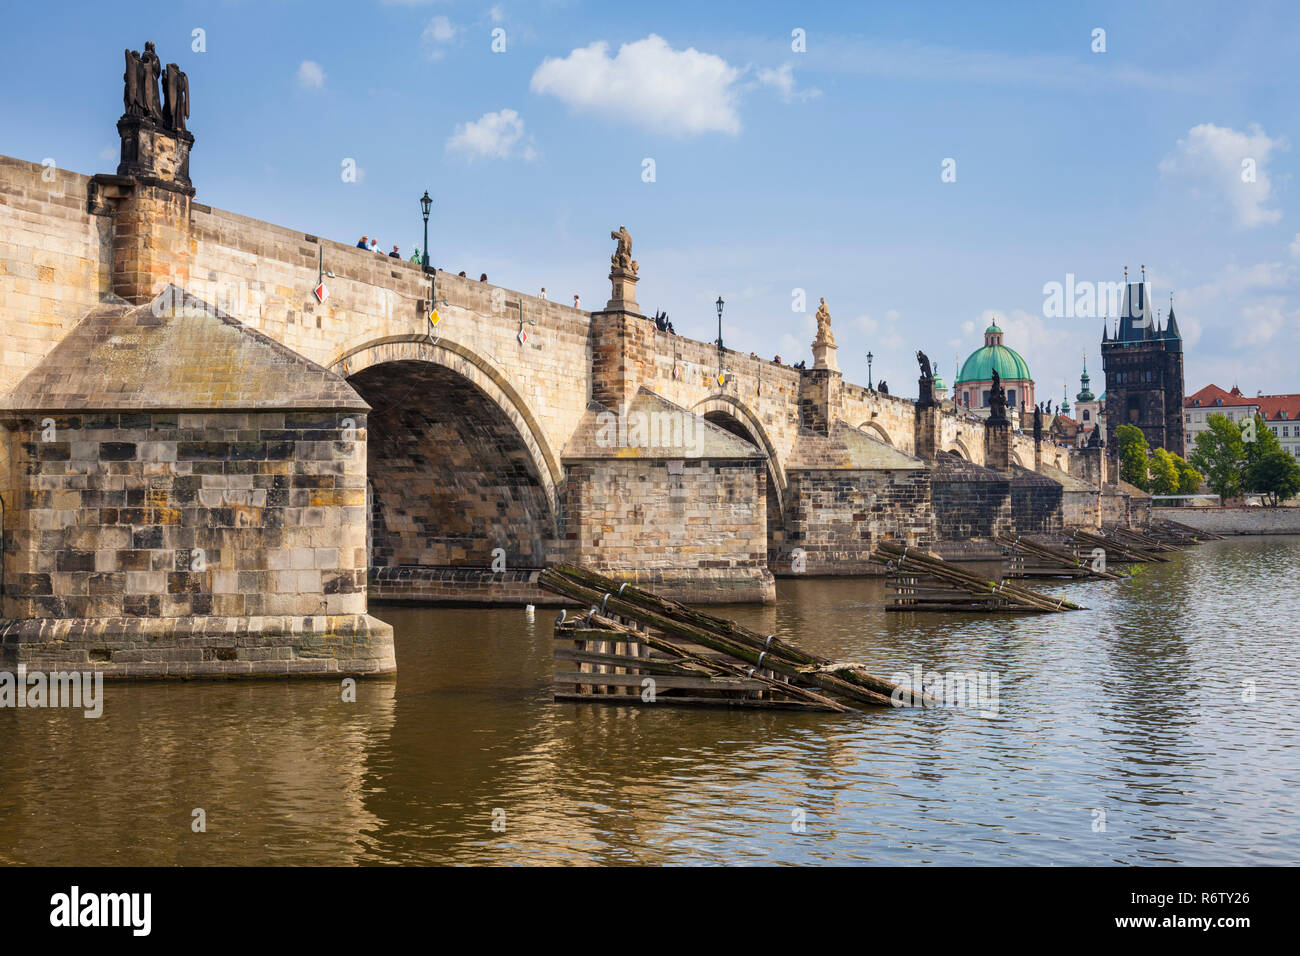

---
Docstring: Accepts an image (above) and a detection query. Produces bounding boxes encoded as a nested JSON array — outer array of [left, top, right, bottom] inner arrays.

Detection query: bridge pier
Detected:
[[0, 292, 394, 677]]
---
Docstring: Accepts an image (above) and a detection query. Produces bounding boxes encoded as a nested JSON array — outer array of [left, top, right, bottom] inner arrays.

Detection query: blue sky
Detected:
[[3, 0, 1300, 398]]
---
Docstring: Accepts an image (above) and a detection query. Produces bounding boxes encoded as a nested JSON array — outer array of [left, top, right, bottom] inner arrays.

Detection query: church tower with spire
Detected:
[[1099, 270, 1185, 453], [1073, 352, 1103, 445]]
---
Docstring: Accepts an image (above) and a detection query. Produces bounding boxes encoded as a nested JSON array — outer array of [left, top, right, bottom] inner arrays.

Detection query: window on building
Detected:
[[982, 390, 990, 407], [1007, 389, 1016, 406], [1185, 413, 1191, 423], [1083, 410, 1091, 421]]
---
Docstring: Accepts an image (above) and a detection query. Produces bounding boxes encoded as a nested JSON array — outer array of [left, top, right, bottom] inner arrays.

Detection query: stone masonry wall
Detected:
[[931, 455, 1013, 540], [1, 410, 367, 620], [775, 468, 933, 575], [562, 457, 773, 602], [0, 158, 109, 393], [1009, 468, 1065, 535], [1150, 505, 1300, 535]]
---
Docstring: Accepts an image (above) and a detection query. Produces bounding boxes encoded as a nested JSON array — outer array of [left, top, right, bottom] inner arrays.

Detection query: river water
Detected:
[[2, 536, 1297, 866]]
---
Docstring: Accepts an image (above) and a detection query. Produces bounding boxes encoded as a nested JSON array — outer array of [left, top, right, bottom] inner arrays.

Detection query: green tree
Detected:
[[1246, 449, 1300, 506], [1174, 456, 1203, 496], [1243, 412, 1284, 470], [1148, 447, 1180, 495], [1115, 423, 1150, 490], [1190, 413, 1246, 501]]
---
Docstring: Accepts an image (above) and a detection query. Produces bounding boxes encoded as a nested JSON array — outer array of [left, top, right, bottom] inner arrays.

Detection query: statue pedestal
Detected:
[[116, 114, 195, 195], [811, 340, 838, 372], [606, 266, 640, 313]]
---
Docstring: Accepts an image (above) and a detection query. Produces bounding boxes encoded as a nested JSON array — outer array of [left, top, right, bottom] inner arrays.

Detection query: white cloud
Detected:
[[1289, 234, 1300, 260], [756, 63, 820, 103], [1158, 123, 1286, 228], [490, 5, 505, 23], [1238, 299, 1294, 345], [1190, 260, 1291, 302], [297, 61, 326, 90], [531, 34, 742, 136], [446, 109, 538, 162], [422, 15, 458, 60]]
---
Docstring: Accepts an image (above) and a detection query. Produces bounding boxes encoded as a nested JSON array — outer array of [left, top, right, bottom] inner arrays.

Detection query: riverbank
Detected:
[[1152, 505, 1300, 535]]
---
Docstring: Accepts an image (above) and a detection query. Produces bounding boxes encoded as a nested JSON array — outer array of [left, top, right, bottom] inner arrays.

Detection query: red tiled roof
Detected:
[[1257, 393, 1300, 422], [1185, 384, 1259, 408]]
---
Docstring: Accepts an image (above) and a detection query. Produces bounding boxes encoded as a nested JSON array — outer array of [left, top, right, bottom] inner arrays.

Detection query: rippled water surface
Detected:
[[2, 536, 1297, 865]]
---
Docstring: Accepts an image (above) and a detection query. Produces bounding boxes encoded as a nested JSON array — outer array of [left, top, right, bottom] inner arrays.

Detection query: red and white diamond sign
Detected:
[[313, 282, 328, 303], [518, 327, 529, 345]]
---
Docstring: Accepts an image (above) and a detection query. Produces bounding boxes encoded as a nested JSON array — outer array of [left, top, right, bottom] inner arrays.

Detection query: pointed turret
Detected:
[[1165, 302, 1181, 339], [1118, 281, 1152, 341]]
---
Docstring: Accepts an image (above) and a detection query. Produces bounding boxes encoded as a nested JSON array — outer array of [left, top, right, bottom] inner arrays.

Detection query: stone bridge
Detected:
[[0, 108, 1124, 677]]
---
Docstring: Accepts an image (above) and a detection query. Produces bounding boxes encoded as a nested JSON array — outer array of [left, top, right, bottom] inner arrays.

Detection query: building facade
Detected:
[[1259, 394, 1300, 460], [1185, 384, 1300, 460]]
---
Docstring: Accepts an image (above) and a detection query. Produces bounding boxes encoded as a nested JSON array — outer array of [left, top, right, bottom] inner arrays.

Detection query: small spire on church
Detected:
[[1141, 264, 1145, 282]]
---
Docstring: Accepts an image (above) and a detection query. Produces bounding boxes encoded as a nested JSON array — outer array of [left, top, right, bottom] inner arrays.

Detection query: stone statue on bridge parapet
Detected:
[[987, 369, 1009, 424], [123, 42, 189, 132], [611, 225, 638, 274], [605, 225, 641, 313], [811, 297, 839, 371], [163, 62, 190, 132], [916, 350, 934, 407], [1033, 402, 1043, 443]]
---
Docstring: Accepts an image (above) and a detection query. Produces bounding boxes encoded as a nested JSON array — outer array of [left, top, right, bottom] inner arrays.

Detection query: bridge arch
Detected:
[[331, 336, 561, 570], [947, 439, 972, 460], [691, 395, 786, 503], [692, 395, 787, 567], [857, 420, 895, 446]]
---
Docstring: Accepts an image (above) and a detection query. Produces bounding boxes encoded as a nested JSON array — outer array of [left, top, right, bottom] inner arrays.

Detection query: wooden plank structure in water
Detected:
[[1106, 524, 1185, 553], [541, 564, 932, 712], [871, 541, 1086, 613], [996, 534, 1126, 581], [1151, 517, 1224, 542], [1069, 527, 1170, 564]]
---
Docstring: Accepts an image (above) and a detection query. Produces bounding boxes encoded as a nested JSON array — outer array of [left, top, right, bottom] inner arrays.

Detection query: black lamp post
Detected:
[[867, 351, 874, 389], [419, 190, 432, 270], [715, 296, 725, 352]]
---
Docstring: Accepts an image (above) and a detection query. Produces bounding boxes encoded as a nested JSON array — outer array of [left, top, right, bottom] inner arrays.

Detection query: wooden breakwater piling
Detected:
[[1151, 517, 1224, 542], [995, 534, 1126, 581], [871, 541, 1086, 613], [1069, 528, 1170, 564], [540, 564, 932, 712]]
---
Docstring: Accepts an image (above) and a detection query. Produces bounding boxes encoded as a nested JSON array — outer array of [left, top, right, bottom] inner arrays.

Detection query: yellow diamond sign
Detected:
[[429, 310, 441, 328]]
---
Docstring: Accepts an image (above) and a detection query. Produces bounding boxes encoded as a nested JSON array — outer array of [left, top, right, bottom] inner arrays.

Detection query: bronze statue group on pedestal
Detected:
[[123, 41, 189, 132]]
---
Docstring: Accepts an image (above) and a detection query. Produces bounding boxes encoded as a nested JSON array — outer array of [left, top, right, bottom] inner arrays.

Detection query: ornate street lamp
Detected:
[[419, 190, 432, 270], [867, 350, 874, 389], [715, 296, 725, 352]]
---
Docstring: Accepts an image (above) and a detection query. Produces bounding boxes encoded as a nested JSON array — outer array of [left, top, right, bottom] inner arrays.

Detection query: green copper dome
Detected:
[[955, 344, 1032, 384]]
